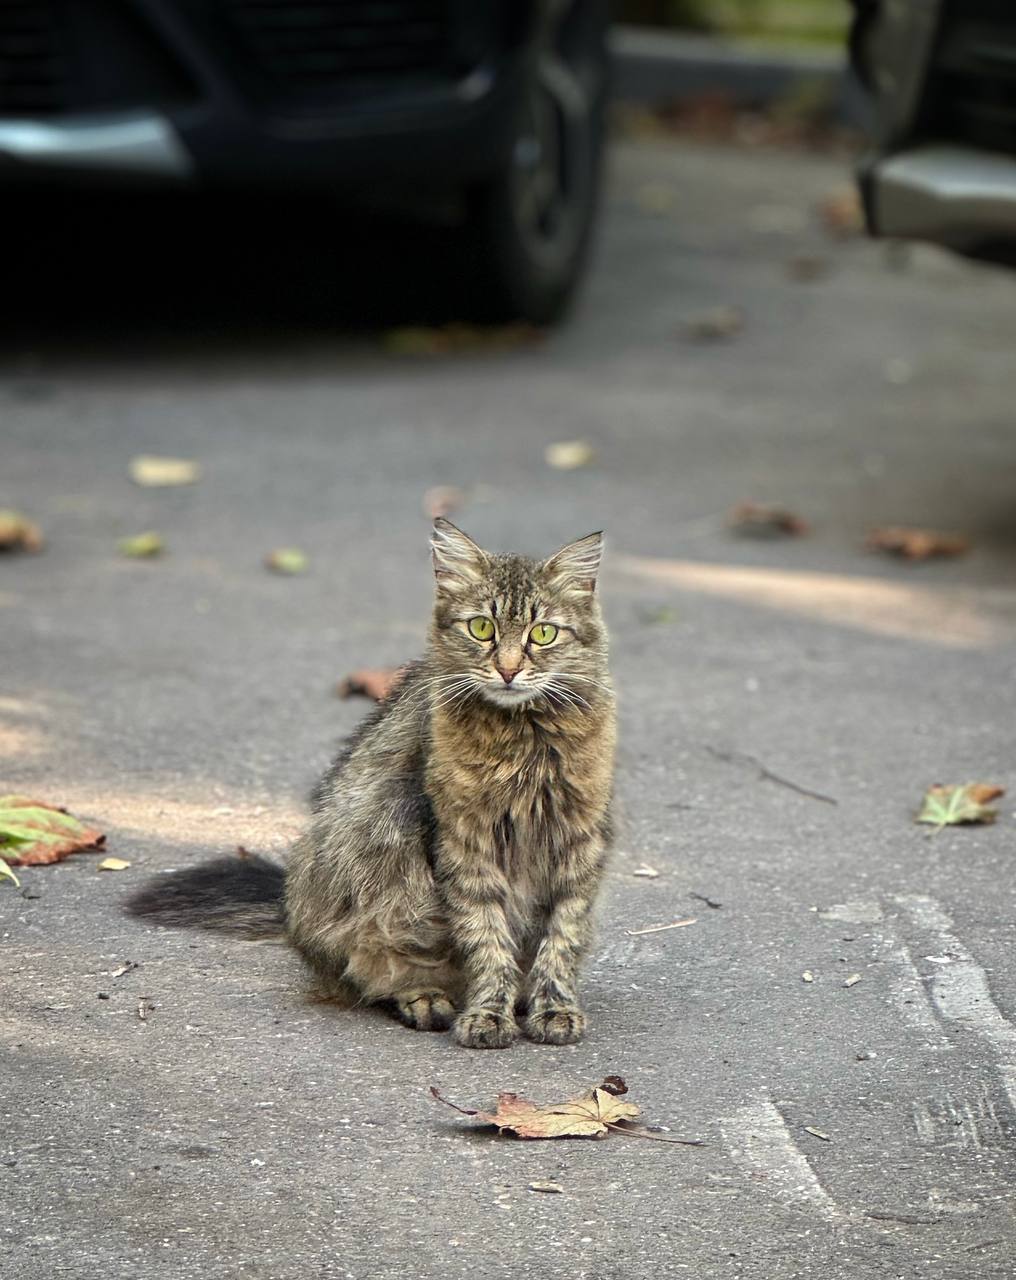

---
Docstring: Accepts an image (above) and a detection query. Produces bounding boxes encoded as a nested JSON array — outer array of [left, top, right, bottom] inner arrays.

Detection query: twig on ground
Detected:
[[705, 745, 838, 806], [624, 918, 697, 937]]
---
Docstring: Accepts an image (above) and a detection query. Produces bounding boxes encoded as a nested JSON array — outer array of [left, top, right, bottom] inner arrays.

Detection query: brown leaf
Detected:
[[866, 526, 970, 561], [0, 509, 44, 553], [728, 501, 809, 538], [683, 305, 744, 342], [336, 667, 404, 702], [786, 252, 830, 282], [0, 796, 105, 866], [818, 186, 864, 237], [431, 1078, 640, 1139]]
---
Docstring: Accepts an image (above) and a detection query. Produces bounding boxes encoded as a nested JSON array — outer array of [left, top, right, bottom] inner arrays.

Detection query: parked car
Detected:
[[850, 0, 1016, 265], [0, 2, 608, 322]]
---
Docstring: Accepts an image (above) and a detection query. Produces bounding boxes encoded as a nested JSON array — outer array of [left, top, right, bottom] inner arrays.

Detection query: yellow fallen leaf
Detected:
[[545, 440, 595, 470], [0, 509, 44, 553], [98, 857, 131, 872], [129, 456, 200, 487], [118, 531, 165, 558], [264, 548, 308, 575]]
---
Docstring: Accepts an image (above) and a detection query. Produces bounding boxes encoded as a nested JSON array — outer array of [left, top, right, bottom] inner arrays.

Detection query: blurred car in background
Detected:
[[851, 0, 1016, 266], [0, 1, 608, 322]]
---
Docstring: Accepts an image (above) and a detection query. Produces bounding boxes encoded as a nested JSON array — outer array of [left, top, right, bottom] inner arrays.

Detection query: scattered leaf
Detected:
[[866, 526, 970, 561], [98, 857, 131, 872], [423, 486, 465, 519], [432, 1078, 704, 1146], [383, 323, 542, 357], [632, 863, 660, 879], [137, 998, 155, 1022], [0, 859, 20, 888], [545, 440, 596, 471], [804, 1126, 831, 1142], [528, 1181, 564, 1194], [786, 252, 830, 282], [432, 1078, 638, 1139], [728, 501, 809, 538], [336, 667, 403, 701], [0, 796, 105, 866], [0, 509, 44, 553], [844, 973, 862, 988], [683, 305, 743, 342], [916, 783, 1004, 831], [802, 970, 815, 983], [118, 531, 164, 559], [818, 186, 864, 237], [111, 961, 139, 978], [129, 455, 200, 487], [625, 917, 697, 937], [265, 547, 309, 575]]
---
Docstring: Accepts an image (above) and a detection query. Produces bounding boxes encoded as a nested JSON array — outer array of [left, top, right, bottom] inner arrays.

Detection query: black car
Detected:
[[851, 0, 1016, 265], [0, 2, 609, 322]]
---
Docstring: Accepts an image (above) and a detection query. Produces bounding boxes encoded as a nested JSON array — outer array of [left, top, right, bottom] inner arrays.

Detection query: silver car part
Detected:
[[868, 144, 1016, 246], [0, 113, 193, 180]]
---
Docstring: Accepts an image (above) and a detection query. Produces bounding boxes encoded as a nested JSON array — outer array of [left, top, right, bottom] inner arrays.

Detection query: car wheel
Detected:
[[465, 0, 608, 325]]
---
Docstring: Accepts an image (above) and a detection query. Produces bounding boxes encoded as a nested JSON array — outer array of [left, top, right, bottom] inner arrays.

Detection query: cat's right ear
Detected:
[[431, 518, 487, 593]]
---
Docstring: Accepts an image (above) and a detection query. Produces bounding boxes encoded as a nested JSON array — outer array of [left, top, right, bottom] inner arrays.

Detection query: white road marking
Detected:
[[721, 1095, 845, 1223], [893, 895, 1016, 1055]]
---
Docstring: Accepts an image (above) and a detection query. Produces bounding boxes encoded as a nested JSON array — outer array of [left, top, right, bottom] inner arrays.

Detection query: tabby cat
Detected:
[[127, 519, 616, 1048]]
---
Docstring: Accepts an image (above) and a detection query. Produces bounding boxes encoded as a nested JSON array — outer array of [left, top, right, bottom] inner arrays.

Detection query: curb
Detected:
[[609, 25, 870, 126]]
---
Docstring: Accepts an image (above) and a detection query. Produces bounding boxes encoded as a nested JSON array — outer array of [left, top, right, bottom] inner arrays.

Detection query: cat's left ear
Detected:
[[431, 518, 488, 593], [542, 531, 603, 598]]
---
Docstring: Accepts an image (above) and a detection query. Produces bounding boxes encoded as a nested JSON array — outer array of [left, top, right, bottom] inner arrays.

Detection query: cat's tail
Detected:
[[124, 853, 286, 939]]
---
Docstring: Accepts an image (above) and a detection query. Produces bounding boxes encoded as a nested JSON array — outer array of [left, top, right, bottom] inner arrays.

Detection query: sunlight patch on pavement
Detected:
[[617, 555, 1010, 649]]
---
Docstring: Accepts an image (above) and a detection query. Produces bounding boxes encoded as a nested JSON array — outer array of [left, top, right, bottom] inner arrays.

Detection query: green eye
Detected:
[[530, 623, 558, 646], [467, 616, 495, 641]]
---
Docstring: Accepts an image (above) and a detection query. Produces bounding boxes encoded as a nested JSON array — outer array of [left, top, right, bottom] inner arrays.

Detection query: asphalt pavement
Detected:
[[4, 136, 1016, 1280]]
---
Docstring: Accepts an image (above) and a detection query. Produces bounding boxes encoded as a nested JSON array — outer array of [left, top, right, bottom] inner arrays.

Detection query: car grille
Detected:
[[0, 1, 67, 114], [222, 0, 453, 95], [931, 0, 1016, 153]]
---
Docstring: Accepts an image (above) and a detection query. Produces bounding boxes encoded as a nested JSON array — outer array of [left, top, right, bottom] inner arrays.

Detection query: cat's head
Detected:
[[428, 518, 609, 712]]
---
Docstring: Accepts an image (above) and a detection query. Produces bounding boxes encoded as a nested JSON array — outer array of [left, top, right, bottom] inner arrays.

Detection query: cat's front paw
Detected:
[[454, 1008, 519, 1050], [393, 991, 456, 1032], [524, 1005, 586, 1045]]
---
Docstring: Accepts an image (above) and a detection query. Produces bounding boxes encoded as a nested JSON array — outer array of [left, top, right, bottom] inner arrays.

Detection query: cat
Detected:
[[126, 519, 616, 1049]]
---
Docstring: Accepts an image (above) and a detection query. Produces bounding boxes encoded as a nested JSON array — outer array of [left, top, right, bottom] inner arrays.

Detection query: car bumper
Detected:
[[862, 144, 1016, 251], [0, 1, 536, 190]]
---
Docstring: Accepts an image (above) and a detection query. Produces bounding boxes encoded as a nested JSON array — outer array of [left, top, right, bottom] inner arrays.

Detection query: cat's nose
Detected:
[[496, 664, 522, 685]]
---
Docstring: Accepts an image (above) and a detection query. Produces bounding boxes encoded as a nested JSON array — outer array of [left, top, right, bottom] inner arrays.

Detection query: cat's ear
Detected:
[[431, 518, 488, 593], [542, 531, 603, 598]]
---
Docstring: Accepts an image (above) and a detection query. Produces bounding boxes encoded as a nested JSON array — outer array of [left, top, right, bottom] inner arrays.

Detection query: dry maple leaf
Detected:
[[866, 526, 970, 561], [431, 1079, 639, 1139], [916, 783, 1005, 831], [0, 509, 44, 553], [336, 667, 404, 702], [0, 796, 106, 866], [728, 501, 809, 538], [818, 186, 864, 237]]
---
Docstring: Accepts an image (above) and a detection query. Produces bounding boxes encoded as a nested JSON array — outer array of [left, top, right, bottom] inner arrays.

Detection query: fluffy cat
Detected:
[[127, 519, 616, 1048]]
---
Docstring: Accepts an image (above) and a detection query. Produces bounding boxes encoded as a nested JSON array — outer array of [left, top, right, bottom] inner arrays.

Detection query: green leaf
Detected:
[[915, 783, 1004, 832], [0, 796, 105, 866]]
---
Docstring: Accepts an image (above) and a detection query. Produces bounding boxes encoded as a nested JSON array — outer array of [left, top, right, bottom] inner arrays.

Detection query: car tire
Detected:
[[464, 0, 609, 325]]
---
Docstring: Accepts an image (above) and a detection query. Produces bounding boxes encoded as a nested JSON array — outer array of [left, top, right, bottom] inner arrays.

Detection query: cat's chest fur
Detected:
[[427, 705, 613, 864]]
